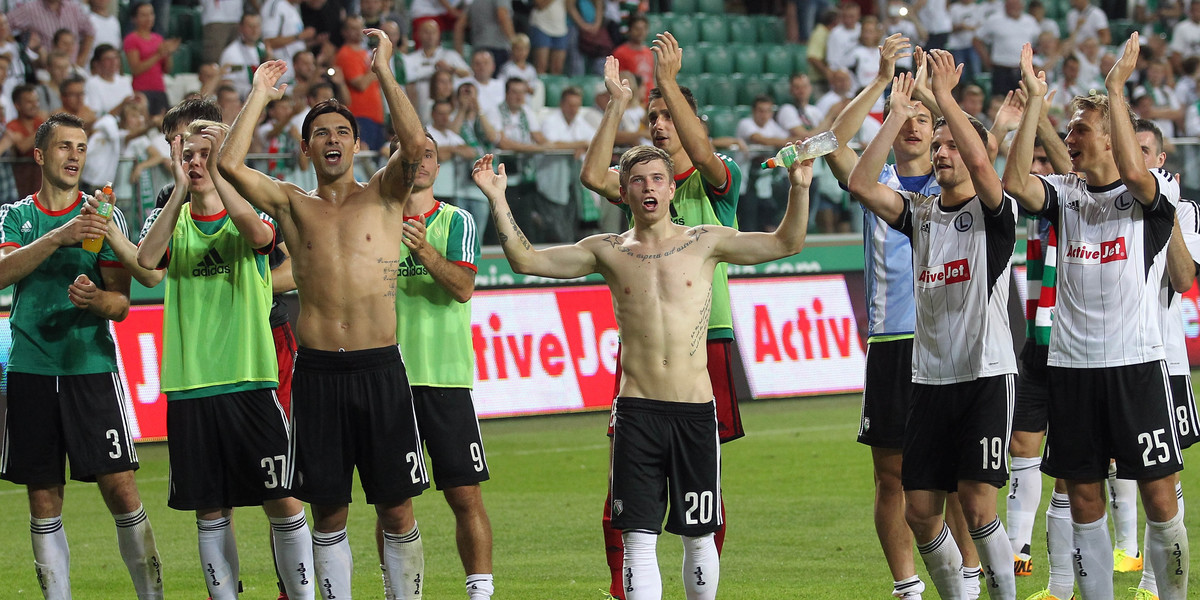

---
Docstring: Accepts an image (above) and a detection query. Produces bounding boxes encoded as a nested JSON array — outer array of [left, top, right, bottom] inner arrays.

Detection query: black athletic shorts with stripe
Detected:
[[1169, 373, 1199, 450], [166, 388, 294, 510], [1, 372, 139, 485], [609, 397, 722, 537], [1012, 341, 1050, 434], [857, 337, 915, 448], [412, 386, 489, 490], [290, 346, 429, 505]]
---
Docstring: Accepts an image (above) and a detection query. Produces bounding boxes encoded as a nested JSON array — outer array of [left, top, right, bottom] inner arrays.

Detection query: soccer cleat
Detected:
[[277, 594, 289, 600], [1014, 554, 1034, 576], [1023, 590, 1072, 600], [1130, 588, 1159, 600], [1113, 548, 1143, 572]]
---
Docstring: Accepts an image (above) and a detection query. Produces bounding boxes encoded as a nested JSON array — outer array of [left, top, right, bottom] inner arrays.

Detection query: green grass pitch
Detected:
[[1, 394, 1197, 598]]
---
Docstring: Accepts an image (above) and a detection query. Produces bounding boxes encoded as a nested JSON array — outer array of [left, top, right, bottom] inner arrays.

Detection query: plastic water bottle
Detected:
[[82, 182, 113, 253], [760, 130, 839, 169]]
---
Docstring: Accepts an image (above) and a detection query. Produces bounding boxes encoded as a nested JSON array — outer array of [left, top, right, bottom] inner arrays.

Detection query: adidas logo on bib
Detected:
[[193, 248, 231, 276]]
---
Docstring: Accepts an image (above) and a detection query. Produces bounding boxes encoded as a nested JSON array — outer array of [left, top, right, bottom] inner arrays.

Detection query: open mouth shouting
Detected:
[[324, 148, 343, 165]]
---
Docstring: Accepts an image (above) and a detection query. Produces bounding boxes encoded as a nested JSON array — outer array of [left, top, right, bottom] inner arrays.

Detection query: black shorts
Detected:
[[290, 346, 429, 505], [857, 337, 915, 448], [902, 374, 1015, 492], [1013, 342, 1050, 434], [1, 372, 139, 485], [609, 397, 722, 537], [1044, 362, 1183, 481], [610, 339, 745, 443], [166, 388, 294, 510], [1169, 373, 1200, 450], [412, 386, 489, 490]]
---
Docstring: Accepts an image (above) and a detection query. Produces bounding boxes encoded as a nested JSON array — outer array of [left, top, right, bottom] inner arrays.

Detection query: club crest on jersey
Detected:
[[916, 258, 971, 288], [955, 212, 973, 232], [1114, 192, 1134, 211], [1062, 238, 1127, 265]]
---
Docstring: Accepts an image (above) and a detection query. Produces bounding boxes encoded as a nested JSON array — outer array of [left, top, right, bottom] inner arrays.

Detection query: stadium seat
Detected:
[[703, 75, 738, 107], [756, 15, 786, 44], [169, 43, 193, 75], [677, 74, 707, 105], [765, 48, 795, 76], [1110, 18, 1137, 41], [572, 75, 602, 105], [668, 15, 700, 46], [698, 14, 729, 44], [790, 44, 809, 74], [703, 44, 733, 75], [729, 16, 758, 44], [541, 75, 569, 108], [647, 13, 668, 37], [737, 74, 776, 105], [734, 46, 764, 75], [169, 6, 202, 41], [681, 42, 708, 75], [697, 0, 725, 15], [704, 106, 739, 138], [974, 72, 993, 97], [772, 77, 793, 104], [671, 0, 698, 14]]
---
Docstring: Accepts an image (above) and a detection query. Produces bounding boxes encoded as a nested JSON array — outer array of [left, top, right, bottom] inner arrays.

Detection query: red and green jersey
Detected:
[[611, 152, 742, 340], [0, 192, 126, 375], [396, 202, 480, 388]]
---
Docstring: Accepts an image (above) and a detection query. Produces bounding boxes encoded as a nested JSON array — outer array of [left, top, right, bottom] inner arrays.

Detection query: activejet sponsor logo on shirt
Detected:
[[1062, 238, 1127, 265], [915, 259, 971, 289]]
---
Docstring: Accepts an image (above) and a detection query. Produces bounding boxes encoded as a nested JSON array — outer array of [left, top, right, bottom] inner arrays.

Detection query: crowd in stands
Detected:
[[4, 0, 1200, 238]]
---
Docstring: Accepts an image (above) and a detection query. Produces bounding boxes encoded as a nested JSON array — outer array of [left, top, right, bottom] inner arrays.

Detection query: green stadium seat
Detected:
[[169, 6, 202, 41], [541, 75, 569, 108], [790, 44, 809, 74], [704, 106, 739, 138], [732, 103, 752, 121], [647, 13, 668, 37], [1110, 18, 1137, 41], [703, 44, 733, 75], [703, 75, 738, 107], [729, 16, 758, 44], [765, 47, 795, 76], [697, 0, 725, 15], [671, 0, 698, 13], [734, 46, 764, 75], [698, 14, 729, 44], [677, 74, 707, 105], [974, 72, 992, 97], [572, 75, 603, 105], [680, 42, 708, 75], [667, 15, 700, 46], [771, 77, 793, 104], [756, 15, 786, 44], [169, 43, 193, 75], [737, 74, 776, 105]]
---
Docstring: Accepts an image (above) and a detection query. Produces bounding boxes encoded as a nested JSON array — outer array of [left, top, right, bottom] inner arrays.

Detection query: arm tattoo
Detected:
[[492, 205, 531, 250], [400, 159, 420, 188]]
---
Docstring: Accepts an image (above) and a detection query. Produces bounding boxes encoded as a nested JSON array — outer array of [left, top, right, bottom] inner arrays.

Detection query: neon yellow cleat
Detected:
[[1130, 587, 1159, 600], [1113, 548, 1144, 572]]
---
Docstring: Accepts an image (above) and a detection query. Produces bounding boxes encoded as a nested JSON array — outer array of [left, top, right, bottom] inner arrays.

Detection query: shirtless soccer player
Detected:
[[848, 57, 1018, 600], [217, 30, 432, 598], [0, 112, 163, 600], [580, 38, 744, 600], [476, 144, 811, 600], [1004, 37, 1189, 600]]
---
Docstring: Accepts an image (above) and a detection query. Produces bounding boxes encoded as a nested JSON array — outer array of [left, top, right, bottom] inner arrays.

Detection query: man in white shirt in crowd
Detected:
[[776, 73, 825, 138], [457, 49, 504, 104], [84, 43, 135, 118], [219, 13, 268, 100], [738, 94, 794, 232], [261, 0, 312, 82], [86, 0, 121, 60], [1066, 0, 1111, 45], [825, 0, 862, 74], [406, 19, 470, 114], [198, 0, 244, 65], [974, 0, 1040, 96], [1171, 1, 1200, 73], [427, 97, 487, 235]]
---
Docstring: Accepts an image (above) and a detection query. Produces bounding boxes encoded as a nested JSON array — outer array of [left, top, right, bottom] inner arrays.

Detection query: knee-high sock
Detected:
[[1145, 510, 1189, 600], [1108, 465, 1139, 555], [1045, 492, 1075, 599], [31, 515, 70, 600], [1138, 481, 1185, 595], [312, 528, 353, 600], [382, 524, 424, 600], [269, 510, 314, 600], [197, 517, 237, 600], [963, 565, 982, 600], [1007, 457, 1042, 557], [917, 523, 966, 600], [603, 493, 625, 600], [681, 534, 719, 600], [114, 506, 162, 600], [466, 574, 494, 600], [622, 530, 661, 600], [971, 518, 1016, 600], [1071, 515, 1113, 600]]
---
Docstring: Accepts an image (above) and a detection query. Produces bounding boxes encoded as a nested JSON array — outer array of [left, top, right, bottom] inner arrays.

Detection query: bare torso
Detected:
[[277, 178, 405, 351], [587, 224, 718, 404]]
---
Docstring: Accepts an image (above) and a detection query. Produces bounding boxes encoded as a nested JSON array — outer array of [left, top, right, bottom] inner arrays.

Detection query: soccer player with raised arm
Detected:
[[134, 120, 314, 600], [580, 37, 744, 599], [848, 54, 1018, 600], [1003, 36, 1190, 600], [475, 143, 812, 600], [0, 112, 163, 600], [216, 29, 432, 598]]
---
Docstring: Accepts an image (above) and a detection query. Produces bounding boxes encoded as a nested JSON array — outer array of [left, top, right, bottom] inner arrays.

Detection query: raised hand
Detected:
[[365, 28, 394, 74], [787, 150, 815, 188], [604, 56, 633, 108], [54, 213, 108, 247], [1105, 32, 1139, 92], [401, 214, 430, 255], [252, 59, 290, 101], [877, 33, 913, 84], [889, 73, 921, 120], [1016, 43, 1047, 99], [169, 134, 188, 187], [927, 49, 962, 96], [652, 32, 683, 86], [472, 154, 508, 197], [200, 126, 227, 176], [992, 89, 1025, 134]]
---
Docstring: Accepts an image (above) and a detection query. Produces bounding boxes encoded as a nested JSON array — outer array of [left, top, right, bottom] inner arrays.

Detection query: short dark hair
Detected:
[[52, 28, 74, 46], [12, 83, 36, 105], [648, 86, 698, 113], [90, 43, 118, 68], [752, 94, 774, 109], [1134, 117, 1165, 157], [628, 14, 648, 28], [389, 130, 438, 158], [59, 75, 86, 95], [162, 98, 221, 137], [34, 112, 85, 152], [505, 77, 527, 94], [307, 81, 334, 101], [302, 98, 359, 144], [216, 84, 239, 98], [933, 114, 988, 146]]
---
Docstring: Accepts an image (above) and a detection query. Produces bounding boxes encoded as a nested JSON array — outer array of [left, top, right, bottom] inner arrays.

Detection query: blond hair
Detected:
[[184, 119, 230, 141], [618, 145, 674, 189]]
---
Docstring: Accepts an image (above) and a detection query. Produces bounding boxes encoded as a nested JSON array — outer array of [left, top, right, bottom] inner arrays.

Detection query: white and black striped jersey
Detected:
[[894, 191, 1018, 384], [1036, 170, 1178, 368], [1164, 197, 1200, 376]]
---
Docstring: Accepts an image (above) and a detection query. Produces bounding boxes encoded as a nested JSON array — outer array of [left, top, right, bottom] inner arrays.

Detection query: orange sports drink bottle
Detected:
[[82, 183, 114, 253]]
